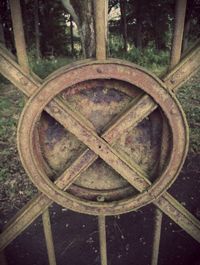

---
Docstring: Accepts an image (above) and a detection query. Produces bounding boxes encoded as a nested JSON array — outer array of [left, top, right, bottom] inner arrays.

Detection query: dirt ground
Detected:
[[0, 73, 200, 265]]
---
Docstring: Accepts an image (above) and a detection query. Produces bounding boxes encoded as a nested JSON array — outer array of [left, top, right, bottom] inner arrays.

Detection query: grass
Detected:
[[0, 86, 36, 215], [29, 56, 75, 78], [109, 35, 170, 76], [177, 74, 200, 154]]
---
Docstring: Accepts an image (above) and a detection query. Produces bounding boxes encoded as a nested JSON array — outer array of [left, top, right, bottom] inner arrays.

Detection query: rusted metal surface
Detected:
[[169, 0, 187, 69], [98, 215, 108, 265], [17, 62, 188, 216], [9, 0, 30, 73], [164, 39, 200, 92], [42, 209, 57, 265], [1, 50, 200, 250], [151, 3, 188, 263], [151, 209, 163, 265], [39, 81, 159, 200], [0, 1, 200, 263], [95, 0, 108, 60]]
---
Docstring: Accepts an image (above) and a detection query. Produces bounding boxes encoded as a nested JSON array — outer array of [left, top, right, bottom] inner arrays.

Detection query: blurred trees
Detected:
[[0, 0, 200, 58]]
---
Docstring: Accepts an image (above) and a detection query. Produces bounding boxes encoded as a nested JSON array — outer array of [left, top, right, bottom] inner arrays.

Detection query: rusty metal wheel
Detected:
[[17, 60, 189, 216]]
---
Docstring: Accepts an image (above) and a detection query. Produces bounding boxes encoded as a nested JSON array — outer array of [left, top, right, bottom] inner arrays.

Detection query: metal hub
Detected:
[[17, 60, 189, 215]]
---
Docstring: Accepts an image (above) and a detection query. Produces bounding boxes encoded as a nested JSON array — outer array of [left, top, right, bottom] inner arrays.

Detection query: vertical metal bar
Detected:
[[95, 1, 108, 263], [170, 0, 187, 69], [95, 0, 108, 60], [151, 109, 171, 265], [151, 209, 163, 265], [9, 0, 30, 73], [98, 215, 108, 265], [42, 209, 57, 265], [151, 2, 187, 262]]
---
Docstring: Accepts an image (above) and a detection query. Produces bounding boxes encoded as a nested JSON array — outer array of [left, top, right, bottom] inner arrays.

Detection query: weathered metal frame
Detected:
[[17, 60, 189, 215], [0, 0, 200, 264], [1, 39, 200, 252]]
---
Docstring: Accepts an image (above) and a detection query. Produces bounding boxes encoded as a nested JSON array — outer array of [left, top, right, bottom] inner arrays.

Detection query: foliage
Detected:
[[177, 75, 200, 153], [28, 50, 75, 78], [109, 34, 169, 75]]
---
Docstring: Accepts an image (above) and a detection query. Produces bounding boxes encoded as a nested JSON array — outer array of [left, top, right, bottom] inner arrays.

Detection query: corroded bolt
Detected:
[[96, 68, 103, 74], [20, 77, 28, 86], [97, 195, 105, 202], [52, 106, 60, 114]]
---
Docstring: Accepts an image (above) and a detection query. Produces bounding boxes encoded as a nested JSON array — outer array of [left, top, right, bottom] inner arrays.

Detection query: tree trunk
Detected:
[[61, 0, 95, 58], [0, 0, 14, 50], [70, 15, 74, 56], [120, 0, 127, 52], [182, 18, 191, 52], [135, 0, 142, 48], [34, 0, 41, 60], [154, 8, 166, 50], [21, 0, 29, 46]]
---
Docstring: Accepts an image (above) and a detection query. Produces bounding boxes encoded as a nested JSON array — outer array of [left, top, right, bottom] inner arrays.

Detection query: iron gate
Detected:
[[0, 0, 200, 264]]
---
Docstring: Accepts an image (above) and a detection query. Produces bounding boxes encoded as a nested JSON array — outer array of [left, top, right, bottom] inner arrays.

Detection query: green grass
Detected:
[[29, 56, 75, 78], [109, 35, 170, 76], [177, 75, 200, 153]]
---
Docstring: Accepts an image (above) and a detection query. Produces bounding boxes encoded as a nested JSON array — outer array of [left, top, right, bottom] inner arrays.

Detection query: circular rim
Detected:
[[17, 59, 189, 216]]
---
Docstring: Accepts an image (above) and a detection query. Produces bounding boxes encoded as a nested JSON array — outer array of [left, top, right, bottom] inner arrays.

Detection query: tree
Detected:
[[34, 0, 41, 59], [61, 0, 95, 58], [119, 0, 127, 51]]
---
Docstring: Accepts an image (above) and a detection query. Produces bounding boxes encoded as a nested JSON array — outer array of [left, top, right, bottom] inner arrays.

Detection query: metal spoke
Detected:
[[169, 0, 187, 69], [163, 39, 200, 92], [151, 209, 163, 265], [42, 209, 57, 265], [150, 119, 169, 265], [151, 2, 187, 263], [9, 0, 29, 73], [95, 0, 107, 60], [98, 216, 108, 265]]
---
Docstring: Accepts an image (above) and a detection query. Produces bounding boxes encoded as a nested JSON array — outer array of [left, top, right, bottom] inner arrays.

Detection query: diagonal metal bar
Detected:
[[163, 39, 200, 92], [47, 98, 151, 192]]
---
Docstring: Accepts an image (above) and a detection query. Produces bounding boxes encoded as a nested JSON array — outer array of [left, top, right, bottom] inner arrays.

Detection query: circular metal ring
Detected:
[[17, 59, 189, 216]]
